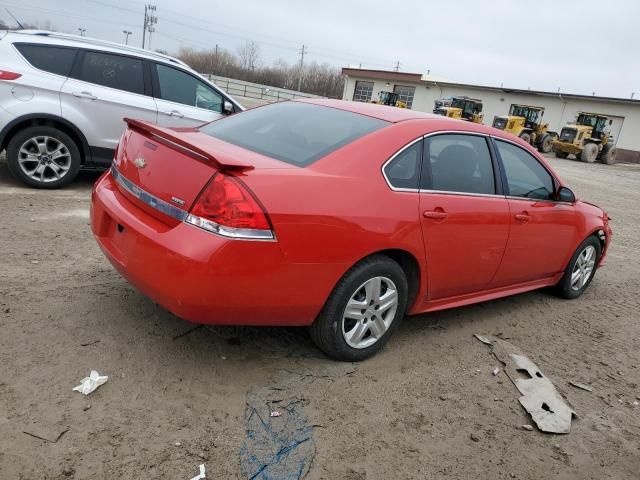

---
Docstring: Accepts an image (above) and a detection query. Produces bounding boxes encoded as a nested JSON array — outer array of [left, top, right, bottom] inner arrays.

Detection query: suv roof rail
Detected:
[[13, 30, 188, 67]]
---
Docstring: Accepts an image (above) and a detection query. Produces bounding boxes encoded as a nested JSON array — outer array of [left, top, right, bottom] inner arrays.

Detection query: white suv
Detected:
[[0, 30, 244, 188]]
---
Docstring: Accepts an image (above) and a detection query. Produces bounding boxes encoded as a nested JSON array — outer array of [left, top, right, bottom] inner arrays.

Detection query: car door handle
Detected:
[[423, 210, 448, 220], [163, 110, 184, 118], [515, 213, 531, 222], [72, 91, 97, 100]]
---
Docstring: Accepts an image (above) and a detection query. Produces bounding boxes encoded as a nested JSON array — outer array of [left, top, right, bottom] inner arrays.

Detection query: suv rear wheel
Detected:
[[7, 126, 81, 188]]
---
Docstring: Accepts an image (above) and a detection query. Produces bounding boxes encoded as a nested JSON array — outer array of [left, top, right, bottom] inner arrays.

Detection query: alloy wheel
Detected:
[[341, 276, 398, 349], [18, 136, 72, 183], [570, 245, 596, 291]]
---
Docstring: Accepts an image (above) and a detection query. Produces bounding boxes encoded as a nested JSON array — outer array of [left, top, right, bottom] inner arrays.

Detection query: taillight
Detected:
[[0, 70, 22, 80], [186, 172, 274, 240]]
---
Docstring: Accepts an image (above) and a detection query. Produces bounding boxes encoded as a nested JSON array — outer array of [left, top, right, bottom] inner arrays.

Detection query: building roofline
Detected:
[[343, 67, 640, 105]]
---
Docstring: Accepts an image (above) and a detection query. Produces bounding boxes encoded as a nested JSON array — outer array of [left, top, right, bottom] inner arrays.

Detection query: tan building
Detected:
[[341, 68, 640, 162]]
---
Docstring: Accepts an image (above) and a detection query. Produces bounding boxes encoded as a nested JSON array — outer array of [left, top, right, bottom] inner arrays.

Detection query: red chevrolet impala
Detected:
[[91, 99, 612, 361]]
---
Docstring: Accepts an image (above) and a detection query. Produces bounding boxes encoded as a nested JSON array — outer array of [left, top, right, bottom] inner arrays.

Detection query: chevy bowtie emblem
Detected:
[[134, 157, 147, 169]]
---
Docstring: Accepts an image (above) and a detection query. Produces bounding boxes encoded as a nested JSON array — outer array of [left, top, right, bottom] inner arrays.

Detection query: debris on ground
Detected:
[[521, 425, 534, 431], [473, 334, 493, 346], [83, 404, 91, 411], [240, 390, 315, 480], [492, 367, 501, 376], [23, 426, 69, 443], [79, 340, 100, 347], [189, 464, 206, 480], [470, 432, 480, 442], [72, 370, 108, 395], [270, 411, 282, 417], [477, 335, 576, 434], [569, 381, 594, 392]]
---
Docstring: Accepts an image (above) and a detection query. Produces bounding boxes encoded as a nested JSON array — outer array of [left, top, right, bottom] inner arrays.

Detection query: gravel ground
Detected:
[[1, 152, 639, 480]]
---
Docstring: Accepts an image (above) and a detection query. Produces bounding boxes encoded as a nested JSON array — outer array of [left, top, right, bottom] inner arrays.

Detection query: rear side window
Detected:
[[74, 51, 144, 95], [422, 134, 495, 194], [200, 102, 389, 166], [155, 64, 223, 112], [384, 140, 422, 189], [495, 140, 555, 200], [15, 44, 77, 76]]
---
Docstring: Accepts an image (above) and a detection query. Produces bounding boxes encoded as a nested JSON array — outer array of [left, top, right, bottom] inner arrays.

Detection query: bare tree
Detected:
[[175, 45, 344, 98], [236, 41, 260, 71]]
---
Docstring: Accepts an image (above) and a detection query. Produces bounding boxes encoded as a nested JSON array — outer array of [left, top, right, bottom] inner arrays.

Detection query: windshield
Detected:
[[510, 105, 541, 123], [577, 114, 598, 127], [200, 102, 389, 166]]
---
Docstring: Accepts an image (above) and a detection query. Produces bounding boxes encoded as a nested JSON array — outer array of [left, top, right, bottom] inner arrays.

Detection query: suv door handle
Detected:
[[72, 91, 97, 100], [163, 110, 184, 118], [423, 210, 448, 220], [515, 213, 531, 222]]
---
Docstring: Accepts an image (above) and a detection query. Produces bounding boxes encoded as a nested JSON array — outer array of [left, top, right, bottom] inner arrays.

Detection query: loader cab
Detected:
[[576, 113, 609, 140], [509, 105, 544, 129], [452, 97, 482, 120]]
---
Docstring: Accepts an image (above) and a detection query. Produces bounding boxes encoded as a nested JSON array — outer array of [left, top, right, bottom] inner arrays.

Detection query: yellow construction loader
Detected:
[[492, 105, 558, 153], [552, 112, 616, 164], [433, 96, 484, 123], [371, 91, 407, 108]]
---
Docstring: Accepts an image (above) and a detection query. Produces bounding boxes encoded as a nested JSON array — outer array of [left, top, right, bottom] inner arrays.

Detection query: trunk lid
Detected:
[[113, 118, 288, 225]]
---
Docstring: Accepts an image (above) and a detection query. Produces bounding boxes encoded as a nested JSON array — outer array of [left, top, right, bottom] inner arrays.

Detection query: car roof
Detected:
[[295, 98, 443, 123], [5, 30, 188, 68]]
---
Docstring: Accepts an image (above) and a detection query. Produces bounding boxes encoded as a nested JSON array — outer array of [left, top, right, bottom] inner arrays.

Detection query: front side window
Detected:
[[495, 140, 555, 200], [383, 140, 422, 189], [422, 134, 495, 195], [200, 101, 388, 167], [75, 51, 144, 95], [155, 64, 223, 112], [393, 85, 415, 109], [15, 44, 77, 76], [353, 81, 374, 102]]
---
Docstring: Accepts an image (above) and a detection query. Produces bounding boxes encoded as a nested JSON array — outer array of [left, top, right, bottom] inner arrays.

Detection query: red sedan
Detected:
[[91, 99, 612, 361]]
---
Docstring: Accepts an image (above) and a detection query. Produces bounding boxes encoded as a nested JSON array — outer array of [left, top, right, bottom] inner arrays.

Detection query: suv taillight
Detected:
[[185, 172, 274, 240], [0, 70, 22, 80]]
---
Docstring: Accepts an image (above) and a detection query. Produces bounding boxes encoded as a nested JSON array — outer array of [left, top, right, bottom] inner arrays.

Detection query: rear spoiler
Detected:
[[123, 118, 254, 172]]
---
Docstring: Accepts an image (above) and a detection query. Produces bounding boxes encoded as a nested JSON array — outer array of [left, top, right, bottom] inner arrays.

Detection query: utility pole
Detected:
[[393, 60, 400, 72], [142, 4, 157, 49], [297, 44, 307, 92], [122, 30, 132, 45], [78, 28, 86, 37]]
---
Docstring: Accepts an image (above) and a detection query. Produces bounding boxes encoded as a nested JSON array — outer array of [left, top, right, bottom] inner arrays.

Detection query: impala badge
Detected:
[[171, 196, 186, 206], [133, 157, 147, 169]]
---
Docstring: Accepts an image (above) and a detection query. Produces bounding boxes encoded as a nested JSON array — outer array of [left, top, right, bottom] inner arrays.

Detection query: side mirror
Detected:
[[557, 186, 575, 203], [223, 100, 234, 115]]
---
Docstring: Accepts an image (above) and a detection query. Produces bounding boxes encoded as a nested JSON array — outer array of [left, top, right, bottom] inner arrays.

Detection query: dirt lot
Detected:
[[1, 152, 639, 480]]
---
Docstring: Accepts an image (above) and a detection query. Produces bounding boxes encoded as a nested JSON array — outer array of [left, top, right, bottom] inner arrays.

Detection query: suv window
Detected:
[[74, 51, 144, 95], [15, 44, 77, 77], [495, 140, 555, 200], [155, 64, 223, 113], [422, 134, 495, 194], [384, 140, 422, 189], [200, 101, 388, 167]]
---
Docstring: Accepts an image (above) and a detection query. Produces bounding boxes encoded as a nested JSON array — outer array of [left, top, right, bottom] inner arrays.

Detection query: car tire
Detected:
[[7, 126, 81, 188], [580, 143, 599, 163], [538, 133, 553, 153], [554, 149, 569, 159], [309, 255, 408, 361], [554, 236, 601, 299]]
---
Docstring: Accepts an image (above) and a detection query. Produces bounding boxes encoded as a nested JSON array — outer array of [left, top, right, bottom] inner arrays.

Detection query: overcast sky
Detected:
[[2, 0, 638, 98]]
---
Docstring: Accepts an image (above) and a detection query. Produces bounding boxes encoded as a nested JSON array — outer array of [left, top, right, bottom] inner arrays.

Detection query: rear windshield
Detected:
[[199, 101, 389, 166]]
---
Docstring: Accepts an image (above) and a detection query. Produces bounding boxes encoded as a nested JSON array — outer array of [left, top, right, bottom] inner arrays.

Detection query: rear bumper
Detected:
[[90, 172, 345, 326]]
